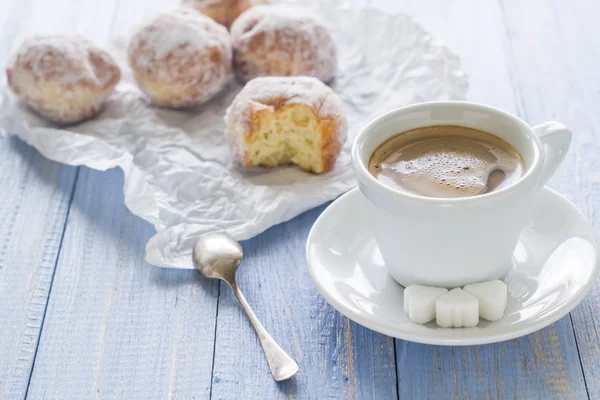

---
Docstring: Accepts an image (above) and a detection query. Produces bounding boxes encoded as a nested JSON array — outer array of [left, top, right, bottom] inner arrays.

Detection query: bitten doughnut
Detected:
[[127, 8, 232, 108], [181, 0, 268, 29], [6, 35, 120, 125], [225, 76, 347, 173], [230, 5, 337, 83]]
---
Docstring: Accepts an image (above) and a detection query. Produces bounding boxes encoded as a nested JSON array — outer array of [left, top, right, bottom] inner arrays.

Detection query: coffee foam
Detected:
[[369, 126, 524, 198]]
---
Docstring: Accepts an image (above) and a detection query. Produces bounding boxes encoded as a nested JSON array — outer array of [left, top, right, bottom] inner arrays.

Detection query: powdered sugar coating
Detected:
[[7, 34, 121, 124], [224, 76, 347, 162], [230, 4, 336, 82], [127, 8, 232, 108], [181, 0, 269, 28]]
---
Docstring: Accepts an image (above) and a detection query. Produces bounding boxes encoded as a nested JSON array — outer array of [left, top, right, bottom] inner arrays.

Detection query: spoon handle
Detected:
[[228, 282, 299, 381]]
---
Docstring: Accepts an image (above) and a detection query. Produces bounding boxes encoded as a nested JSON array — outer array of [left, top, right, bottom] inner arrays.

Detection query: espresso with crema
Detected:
[[368, 125, 524, 198]]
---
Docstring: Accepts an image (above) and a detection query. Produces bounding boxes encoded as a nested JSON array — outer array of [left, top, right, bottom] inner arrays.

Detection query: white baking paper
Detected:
[[0, 0, 468, 269]]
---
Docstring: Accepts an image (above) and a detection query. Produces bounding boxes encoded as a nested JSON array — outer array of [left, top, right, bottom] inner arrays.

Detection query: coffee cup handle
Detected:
[[533, 121, 572, 187]]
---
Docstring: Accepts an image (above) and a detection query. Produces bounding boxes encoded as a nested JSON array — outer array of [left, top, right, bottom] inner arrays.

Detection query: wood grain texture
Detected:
[[499, 1, 600, 398], [371, 0, 590, 398], [210, 206, 398, 400], [397, 322, 587, 400], [0, 140, 76, 400], [27, 168, 218, 399]]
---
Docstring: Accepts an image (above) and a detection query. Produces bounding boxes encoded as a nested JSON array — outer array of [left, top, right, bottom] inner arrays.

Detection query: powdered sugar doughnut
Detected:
[[127, 8, 232, 108], [7, 35, 120, 125], [225, 76, 347, 173], [181, 0, 268, 29], [230, 5, 337, 83]]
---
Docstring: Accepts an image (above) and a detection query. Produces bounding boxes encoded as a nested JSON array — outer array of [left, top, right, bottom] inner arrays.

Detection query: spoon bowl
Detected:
[[193, 232, 242, 281]]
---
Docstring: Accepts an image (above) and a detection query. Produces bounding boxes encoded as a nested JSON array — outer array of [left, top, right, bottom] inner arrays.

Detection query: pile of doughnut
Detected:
[[6, 1, 347, 174]]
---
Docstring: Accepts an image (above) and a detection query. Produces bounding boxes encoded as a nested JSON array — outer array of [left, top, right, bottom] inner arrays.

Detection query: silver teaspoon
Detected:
[[192, 232, 299, 381]]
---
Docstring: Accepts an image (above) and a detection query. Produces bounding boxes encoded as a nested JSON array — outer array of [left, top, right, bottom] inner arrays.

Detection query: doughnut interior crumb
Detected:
[[245, 104, 323, 172]]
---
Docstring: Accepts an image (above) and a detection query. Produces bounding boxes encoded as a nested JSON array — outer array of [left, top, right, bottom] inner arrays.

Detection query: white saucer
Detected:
[[306, 188, 599, 345]]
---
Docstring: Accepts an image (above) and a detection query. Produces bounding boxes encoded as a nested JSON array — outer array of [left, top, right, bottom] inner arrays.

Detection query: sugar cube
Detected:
[[463, 280, 508, 321], [436, 288, 479, 328], [404, 285, 448, 324]]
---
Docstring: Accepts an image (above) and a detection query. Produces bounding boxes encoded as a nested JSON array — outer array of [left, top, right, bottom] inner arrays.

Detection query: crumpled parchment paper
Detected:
[[0, 0, 468, 268]]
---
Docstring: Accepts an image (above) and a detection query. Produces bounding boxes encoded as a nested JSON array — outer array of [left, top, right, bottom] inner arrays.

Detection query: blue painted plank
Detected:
[[498, 0, 600, 398], [397, 321, 586, 399], [27, 168, 218, 399], [0, 138, 76, 399], [211, 206, 398, 400]]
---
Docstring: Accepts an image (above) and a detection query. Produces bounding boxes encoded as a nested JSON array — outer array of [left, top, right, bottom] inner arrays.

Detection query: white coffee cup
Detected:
[[351, 101, 572, 288]]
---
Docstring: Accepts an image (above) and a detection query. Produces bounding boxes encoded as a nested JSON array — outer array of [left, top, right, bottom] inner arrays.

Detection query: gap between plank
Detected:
[[23, 167, 80, 400], [569, 313, 591, 399], [393, 339, 400, 400], [208, 281, 222, 400]]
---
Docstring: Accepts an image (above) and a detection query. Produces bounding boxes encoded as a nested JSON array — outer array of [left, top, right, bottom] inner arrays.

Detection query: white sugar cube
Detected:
[[404, 285, 448, 324], [436, 288, 479, 328], [463, 280, 508, 321]]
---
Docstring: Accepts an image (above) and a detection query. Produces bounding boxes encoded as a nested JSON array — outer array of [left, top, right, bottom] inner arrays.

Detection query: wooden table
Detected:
[[1, 0, 599, 399]]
